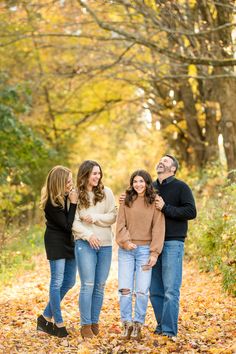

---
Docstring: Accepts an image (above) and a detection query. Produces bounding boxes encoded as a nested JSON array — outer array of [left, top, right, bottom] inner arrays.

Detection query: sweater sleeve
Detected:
[[72, 210, 93, 241], [150, 208, 165, 258], [116, 202, 131, 247], [92, 188, 117, 227], [45, 202, 77, 232], [162, 184, 197, 220]]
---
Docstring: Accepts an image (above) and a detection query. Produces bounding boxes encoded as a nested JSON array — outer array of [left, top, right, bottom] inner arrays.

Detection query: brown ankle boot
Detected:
[[91, 323, 99, 336], [80, 324, 94, 339], [130, 321, 142, 341], [121, 321, 133, 340]]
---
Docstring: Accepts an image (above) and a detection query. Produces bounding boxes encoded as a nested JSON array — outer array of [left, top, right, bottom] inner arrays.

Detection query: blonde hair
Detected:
[[40, 165, 71, 209]]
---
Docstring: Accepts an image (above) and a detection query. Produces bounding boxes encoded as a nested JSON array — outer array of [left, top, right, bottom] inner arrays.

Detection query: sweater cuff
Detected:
[[161, 203, 167, 212], [74, 231, 93, 242], [91, 215, 97, 223], [83, 232, 94, 241], [119, 240, 130, 249], [69, 203, 77, 210], [91, 213, 104, 223], [150, 250, 159, 258]]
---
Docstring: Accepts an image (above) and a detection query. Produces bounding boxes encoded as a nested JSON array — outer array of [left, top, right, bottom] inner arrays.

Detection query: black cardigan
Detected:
[[44, 196, 77, 260]]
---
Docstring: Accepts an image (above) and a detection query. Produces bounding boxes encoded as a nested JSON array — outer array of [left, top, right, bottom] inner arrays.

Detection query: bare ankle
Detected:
[[56, 322, 65, 328], [43, 315, 52, 322]]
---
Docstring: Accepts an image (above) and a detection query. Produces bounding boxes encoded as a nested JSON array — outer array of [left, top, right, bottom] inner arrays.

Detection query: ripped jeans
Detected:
[[75, 239, 112, 325], [118, 245, 152, 324]]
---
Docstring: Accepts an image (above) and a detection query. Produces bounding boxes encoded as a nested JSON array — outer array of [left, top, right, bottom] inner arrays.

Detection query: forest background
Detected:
[[0, 0, 235, 296]]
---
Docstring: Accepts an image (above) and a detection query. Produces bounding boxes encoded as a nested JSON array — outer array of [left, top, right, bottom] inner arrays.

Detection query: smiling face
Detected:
[[133, 175, 146, 196], [65, 172, 73, 194], [156, 155, 176, 176], [87, 165, 101, 190]]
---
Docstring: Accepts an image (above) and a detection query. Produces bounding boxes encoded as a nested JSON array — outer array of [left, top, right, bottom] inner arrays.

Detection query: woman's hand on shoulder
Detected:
[[69, 189, 78, 204], [89, 235, 101, 249], [119, 193, 126, 204]]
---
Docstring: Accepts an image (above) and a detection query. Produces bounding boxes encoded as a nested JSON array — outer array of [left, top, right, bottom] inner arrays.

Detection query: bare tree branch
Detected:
[[77, 0, 236, 66]]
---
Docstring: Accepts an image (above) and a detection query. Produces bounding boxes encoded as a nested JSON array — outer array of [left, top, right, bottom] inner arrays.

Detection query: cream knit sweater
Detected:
[[72, 186, 117, 246]]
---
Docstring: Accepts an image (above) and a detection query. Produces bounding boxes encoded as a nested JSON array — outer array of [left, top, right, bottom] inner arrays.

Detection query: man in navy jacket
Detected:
[[150, 155, 197, 338]]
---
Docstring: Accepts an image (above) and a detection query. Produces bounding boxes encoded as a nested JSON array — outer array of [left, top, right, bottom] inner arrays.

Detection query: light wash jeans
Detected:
[[150, 240, 184, 337], [118, 245, 152, 324], [75, 239, 112, 325], [43, 258, 77, 324]]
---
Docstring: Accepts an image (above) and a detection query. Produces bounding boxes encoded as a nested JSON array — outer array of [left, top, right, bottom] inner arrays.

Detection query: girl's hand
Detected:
[[124, 241, 137, 250], [89, 235, 101, 249], [119, 193, 126, 204], [69, 189, 78, 204], [147, 255, 157, 267], [155, 195, 165, 210], [81, 215, 93, 223]]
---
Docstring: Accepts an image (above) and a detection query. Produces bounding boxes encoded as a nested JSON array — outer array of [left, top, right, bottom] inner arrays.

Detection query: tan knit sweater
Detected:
[[116, 196, 165, 258]]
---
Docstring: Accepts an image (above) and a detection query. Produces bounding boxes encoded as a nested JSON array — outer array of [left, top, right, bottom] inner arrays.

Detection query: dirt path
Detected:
[[0, 253, 235, 353]]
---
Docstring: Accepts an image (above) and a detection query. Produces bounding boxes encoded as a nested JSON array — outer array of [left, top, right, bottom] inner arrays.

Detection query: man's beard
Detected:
[[157, 164, 172, 174]]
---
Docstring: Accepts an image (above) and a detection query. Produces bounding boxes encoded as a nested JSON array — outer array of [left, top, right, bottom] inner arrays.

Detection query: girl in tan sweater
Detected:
[[116, 170, 165, 341]]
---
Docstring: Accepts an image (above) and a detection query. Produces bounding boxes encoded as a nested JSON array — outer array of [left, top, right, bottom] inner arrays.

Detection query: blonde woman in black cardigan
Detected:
[[37, 165, 78, 338]]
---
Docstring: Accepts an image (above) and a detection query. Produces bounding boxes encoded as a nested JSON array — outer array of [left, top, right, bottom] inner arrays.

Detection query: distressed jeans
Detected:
[[118, 245, 152, 324], [43, 258, 77, 324], [75, 239, 112, 325], [150, 240, 184, 337]]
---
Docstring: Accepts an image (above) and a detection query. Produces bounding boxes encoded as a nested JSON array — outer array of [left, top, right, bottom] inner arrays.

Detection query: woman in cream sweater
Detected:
[[72, 160, 117, 339]]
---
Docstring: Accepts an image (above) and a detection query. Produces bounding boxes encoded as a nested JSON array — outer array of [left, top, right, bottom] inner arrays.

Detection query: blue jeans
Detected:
[[150, 241, 184, 337], [43, 258, 76, 324], [75, 240, 112, 325], [118, 246, 152, 324]]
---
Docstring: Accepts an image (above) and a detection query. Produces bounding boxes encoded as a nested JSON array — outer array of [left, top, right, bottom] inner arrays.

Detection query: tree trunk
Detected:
[[198, 78, 220, 164], [215, 76, 236, 179], [179, 80, 205, 167], [204, 103, 220, 163]]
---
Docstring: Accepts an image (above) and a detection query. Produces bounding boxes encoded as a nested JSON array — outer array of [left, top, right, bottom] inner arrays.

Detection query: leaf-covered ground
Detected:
[[0, 252, 235, 354]]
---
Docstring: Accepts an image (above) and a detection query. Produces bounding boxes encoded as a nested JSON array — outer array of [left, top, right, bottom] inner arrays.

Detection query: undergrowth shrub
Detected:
[[0, 224, 44, 289], [186, 183, 236, 296]]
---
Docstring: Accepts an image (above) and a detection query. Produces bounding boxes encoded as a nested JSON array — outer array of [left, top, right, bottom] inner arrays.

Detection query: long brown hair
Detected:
[[40, 165, 71, 209], [77, 160, 105, 209], [125, 170, 156, 207]]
